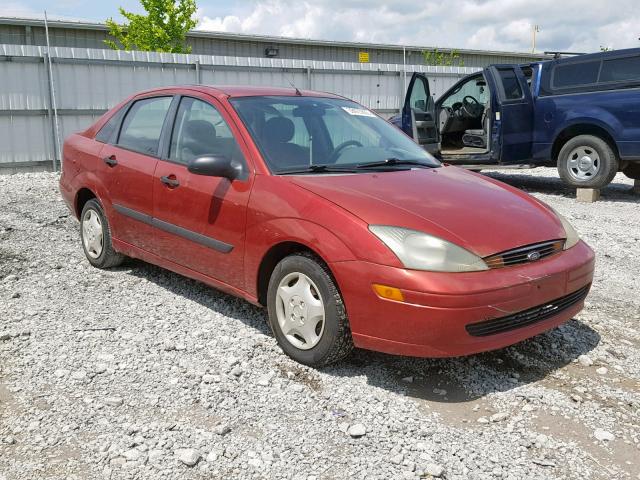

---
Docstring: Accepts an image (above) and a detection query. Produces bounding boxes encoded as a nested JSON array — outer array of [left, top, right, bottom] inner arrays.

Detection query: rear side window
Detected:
[[117, 97, 172, 156], [169, 97, 246, 166], [600, 56, 640, 82], [95, 109, 123, 143], [553, 61, 600, 88], [498, 68, 523, 100]]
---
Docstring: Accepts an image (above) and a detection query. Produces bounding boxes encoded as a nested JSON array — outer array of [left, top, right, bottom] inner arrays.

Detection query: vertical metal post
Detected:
[[44, 11, 62, 171], [194, 60, 201, 84], [44, 53, 58, 172], [306, 66, 312, 90]]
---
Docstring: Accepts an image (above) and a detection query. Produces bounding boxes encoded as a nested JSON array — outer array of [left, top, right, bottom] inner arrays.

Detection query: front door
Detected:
[[401, 73, 439, 153], [151, 95, 254, 289], [100, 95, 174, 250], [486, 65, 534, 163]]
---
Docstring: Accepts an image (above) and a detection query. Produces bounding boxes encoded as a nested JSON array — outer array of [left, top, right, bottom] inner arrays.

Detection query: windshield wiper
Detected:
[[356, 158, 434, 169], [277, 164, 358, 175]]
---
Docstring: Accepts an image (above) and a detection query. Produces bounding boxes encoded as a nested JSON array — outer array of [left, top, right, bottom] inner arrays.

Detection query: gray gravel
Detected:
[[1, 168, 639, 480]]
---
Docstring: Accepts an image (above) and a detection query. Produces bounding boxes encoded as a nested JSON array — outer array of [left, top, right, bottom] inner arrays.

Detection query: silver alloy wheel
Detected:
[[567, 146, 600, 181], [82, 209, 104, 259], [275, 272, 326, 350]]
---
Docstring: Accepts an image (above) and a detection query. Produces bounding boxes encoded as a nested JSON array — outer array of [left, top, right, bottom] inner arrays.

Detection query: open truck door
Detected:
[[485, 65, 534, 164], [401, 73, 439, 154]]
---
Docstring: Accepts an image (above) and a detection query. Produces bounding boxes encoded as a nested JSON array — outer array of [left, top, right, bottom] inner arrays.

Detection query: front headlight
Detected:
[[369, 225, 488, 272], [554, 211, 580, 250]]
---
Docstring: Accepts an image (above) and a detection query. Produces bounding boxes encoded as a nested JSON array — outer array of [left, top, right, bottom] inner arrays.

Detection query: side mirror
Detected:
[[187, 155, 240, 180]]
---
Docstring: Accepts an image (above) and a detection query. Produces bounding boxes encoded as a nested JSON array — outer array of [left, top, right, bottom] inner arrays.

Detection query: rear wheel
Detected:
[[557, 134, 618, 188], [80, 199, 125, 269], [267, 253, 353, 367]]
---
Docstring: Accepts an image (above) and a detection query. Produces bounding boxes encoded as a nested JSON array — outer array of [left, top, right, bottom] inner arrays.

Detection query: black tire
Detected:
[[557, 134, 618, 188], [267, 253, 354, 367], [80, 199, 125, 269]]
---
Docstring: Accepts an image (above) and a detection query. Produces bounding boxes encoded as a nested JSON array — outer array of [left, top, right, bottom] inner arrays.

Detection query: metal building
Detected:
[[0, 16, 548, 68]]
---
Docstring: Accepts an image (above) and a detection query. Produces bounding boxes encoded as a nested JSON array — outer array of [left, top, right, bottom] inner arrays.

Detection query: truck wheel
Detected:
[[622, 162, 640, 180], [267, 253, 354, 367], [557, 135, 618, 189]]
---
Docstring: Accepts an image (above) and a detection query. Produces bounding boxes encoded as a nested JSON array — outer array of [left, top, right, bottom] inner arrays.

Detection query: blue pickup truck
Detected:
[[391, 48, 640, 188]]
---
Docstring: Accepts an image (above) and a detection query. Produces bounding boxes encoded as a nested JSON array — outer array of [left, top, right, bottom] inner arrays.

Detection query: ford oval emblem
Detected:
[[527, 251, 541, 261]]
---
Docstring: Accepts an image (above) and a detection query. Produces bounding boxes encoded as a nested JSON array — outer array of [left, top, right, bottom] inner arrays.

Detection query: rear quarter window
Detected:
[[600, 56, 640, 82]]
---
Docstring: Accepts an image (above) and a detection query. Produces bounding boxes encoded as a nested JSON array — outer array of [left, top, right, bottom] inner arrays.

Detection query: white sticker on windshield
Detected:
[[342, 106, 376, 117]]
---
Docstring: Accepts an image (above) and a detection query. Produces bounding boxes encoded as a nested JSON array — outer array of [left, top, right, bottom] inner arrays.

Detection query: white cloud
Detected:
[[196, 0, 640, 53]]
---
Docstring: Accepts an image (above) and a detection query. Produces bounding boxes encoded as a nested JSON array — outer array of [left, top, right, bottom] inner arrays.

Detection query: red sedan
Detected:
[[59, 85, 595, 367]]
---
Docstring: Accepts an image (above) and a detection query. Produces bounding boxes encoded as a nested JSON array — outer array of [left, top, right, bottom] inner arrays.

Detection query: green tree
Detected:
[[105, 0, 197, 53], [423, 48, 464, 67]]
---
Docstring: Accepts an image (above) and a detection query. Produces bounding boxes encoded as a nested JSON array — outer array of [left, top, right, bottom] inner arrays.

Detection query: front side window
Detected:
[[169, 97, 246, 166], [230, 96, 440, 173], [117, 96, 172, 156], [441, 75, 489, 108]]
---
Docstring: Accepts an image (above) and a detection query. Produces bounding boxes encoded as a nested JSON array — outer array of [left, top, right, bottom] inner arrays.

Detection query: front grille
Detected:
[[484, 240, 564, 269], [465, 285, 590, 337]]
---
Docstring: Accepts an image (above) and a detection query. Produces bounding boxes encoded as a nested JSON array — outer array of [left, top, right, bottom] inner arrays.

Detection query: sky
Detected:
[[1, 0, 639, 54]]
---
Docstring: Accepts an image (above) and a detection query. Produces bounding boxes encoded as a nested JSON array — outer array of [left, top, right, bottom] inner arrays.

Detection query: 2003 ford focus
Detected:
[[59, 85, 595, 367]]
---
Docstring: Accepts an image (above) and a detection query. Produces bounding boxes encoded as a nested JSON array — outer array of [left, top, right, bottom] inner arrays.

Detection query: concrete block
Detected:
[[576, 188, 600, 203]]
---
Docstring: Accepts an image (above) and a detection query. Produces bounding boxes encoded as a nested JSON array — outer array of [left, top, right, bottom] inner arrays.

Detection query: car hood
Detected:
[[286, 166, 565, 257]]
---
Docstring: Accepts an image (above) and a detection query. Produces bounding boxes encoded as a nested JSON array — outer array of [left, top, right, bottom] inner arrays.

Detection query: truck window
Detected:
[[497, 68, 523, 100], [553, 61, 600, 88], [599, 56, 640, 83]]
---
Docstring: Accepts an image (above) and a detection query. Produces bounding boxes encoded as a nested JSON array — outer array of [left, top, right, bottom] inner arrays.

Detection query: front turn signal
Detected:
[[372, 284, 405, 302]]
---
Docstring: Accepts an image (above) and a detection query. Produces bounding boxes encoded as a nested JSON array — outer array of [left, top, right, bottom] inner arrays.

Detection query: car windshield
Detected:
[[229, 96, 440, 174]]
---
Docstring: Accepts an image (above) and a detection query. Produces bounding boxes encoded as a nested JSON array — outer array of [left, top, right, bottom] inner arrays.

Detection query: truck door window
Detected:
[[409, 77, 429, 111], [599, 55, 640, 83], [497, 68, 523, 100]]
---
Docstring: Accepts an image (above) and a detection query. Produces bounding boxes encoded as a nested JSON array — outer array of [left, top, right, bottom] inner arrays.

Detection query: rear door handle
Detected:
[[103, 155, 117, 167], [160, 175, 180, 188]]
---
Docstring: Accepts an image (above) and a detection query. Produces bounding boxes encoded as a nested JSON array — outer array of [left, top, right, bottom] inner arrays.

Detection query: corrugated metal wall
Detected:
[[0, 43, 479, 171], [0, 22, 546, 68]]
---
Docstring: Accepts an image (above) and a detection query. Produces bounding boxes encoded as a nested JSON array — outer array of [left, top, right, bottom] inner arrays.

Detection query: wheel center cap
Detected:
[[579, 155, 592, 171], [290, 295, 306, 324]]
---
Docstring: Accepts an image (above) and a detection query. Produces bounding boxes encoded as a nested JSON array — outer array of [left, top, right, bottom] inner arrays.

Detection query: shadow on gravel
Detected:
[[118, 259, 601, 404], [122, 260, 271, 336], [326, 319, 601, 404], [484, 171, 640, 203]]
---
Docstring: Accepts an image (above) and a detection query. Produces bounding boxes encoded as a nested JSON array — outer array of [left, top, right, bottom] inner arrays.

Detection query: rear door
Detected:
[[401, 73, 439, 153], [99, 95, 174, 250], [486, 65, 534, 163], [150, 94, 254, 289]]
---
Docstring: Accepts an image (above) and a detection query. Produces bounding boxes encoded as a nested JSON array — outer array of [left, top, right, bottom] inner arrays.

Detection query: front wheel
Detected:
[[557, 135, 618, 189], [267, 253, 354, 367]]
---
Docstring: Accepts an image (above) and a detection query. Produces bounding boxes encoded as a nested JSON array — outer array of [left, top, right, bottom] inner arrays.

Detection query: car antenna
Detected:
[[287, 77, 303, 96]]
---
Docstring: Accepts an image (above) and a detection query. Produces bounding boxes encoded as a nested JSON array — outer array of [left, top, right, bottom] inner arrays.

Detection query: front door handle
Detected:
[[103, 155, 117, 167], [160, 175, 180, 188]]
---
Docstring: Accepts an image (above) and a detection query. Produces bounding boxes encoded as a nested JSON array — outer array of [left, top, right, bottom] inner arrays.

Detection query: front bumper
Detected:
[[331, 240, 595, 358]]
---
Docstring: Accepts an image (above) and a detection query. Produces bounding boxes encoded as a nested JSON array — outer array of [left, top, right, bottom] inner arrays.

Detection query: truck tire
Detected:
[[622, 162, 640, 180], [557, 135, 618, 189]]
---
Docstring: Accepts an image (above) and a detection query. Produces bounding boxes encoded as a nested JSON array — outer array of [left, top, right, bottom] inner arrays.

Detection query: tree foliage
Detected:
[[105, 0, 197, 53], [423, 48, 464, 67]]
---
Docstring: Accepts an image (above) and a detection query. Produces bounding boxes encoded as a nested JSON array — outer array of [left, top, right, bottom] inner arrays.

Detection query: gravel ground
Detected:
[[1, 168, 639, 480]]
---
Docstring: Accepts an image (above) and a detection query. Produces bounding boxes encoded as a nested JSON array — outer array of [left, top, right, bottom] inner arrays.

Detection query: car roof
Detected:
[[133, 84, 346, 100]]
